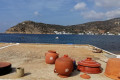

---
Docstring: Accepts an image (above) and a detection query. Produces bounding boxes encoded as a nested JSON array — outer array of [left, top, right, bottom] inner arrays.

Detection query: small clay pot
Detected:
[[54, 55, 73, 78], [77, 57, 101, 74], [16, 67, 24, 78], [45, 50, 59, 64], [104, 58, 120, 80]]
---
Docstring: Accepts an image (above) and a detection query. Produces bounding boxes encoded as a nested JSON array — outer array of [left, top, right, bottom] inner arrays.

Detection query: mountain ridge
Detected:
[[6, 18, 120, 35]]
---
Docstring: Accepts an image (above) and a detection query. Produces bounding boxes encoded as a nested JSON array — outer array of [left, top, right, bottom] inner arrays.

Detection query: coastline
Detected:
[[1, 32, 55, 35], [2, 32, 120, 36], [1, 34, 120, 55]]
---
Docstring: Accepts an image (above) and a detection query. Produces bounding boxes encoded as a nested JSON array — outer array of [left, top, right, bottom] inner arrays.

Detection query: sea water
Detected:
[[0, 33, 120, 54]]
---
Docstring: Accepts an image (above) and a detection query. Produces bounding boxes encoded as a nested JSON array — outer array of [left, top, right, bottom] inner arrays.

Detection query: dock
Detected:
[[0, 43, 118, 80]]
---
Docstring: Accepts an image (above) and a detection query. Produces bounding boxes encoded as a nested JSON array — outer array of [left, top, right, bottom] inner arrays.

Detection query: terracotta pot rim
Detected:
[[48, 50, 56, 53], [0, 62, 11, 68]]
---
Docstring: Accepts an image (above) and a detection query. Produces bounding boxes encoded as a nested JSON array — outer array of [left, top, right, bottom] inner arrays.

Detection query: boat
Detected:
[[55, 37, 59, 39]]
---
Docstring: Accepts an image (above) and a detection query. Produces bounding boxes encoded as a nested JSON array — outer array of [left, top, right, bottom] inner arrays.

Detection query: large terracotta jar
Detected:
[[54, 55, 73, 78], [104, 58, 120, 80], [77, 57, 101, 74], [45, 50, 59, 64]]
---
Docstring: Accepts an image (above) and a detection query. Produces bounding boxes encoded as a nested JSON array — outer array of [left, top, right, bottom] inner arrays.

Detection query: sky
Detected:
[[0, 0, 120, 32]]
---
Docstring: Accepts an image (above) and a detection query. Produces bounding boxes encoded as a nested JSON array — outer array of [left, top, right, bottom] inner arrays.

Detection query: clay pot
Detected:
[[80, 73, 91, 79], [104, 58, 120, 80], [16, 67, 24, 78], [45, 50, 59, 64], [54, 55, 73, 78], [0, 62, 11, 75], [77, 57, 101, 74]]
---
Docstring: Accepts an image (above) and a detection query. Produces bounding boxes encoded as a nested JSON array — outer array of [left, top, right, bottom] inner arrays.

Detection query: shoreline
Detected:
[[110, 51, 120, 54], [1, 32, 120, 35]]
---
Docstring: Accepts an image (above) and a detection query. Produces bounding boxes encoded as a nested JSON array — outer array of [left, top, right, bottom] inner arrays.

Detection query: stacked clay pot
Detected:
[[77, 57, 101, 74], [54, 55, 73, 78], [45, 50, 59, 64], [104, 58, 120, 80]]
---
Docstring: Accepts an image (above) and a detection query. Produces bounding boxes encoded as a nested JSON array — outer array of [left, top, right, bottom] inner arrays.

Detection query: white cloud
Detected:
[[34, 11, 39, 15], [95, 0, 120, 8], [106, 8, 120, 19], [81, 10, 104, 20], [74, 2, 86, 10], [81, 9, 120, 20]]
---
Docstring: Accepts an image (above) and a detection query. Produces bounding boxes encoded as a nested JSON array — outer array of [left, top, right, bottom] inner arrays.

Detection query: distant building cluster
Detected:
[[54, 31, 120, 35], [54, 31, 72, 34]]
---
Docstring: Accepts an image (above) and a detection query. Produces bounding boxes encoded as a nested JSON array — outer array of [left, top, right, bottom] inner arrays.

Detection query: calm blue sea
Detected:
[[0, 33, 120, 54]]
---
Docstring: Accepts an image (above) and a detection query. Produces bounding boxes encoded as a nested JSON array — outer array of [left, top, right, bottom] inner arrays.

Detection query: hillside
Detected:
[[6, 18, 120, 34]]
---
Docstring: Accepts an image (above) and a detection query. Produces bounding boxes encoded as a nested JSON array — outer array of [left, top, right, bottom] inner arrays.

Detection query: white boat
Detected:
[[55, 37, 59, 39]]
